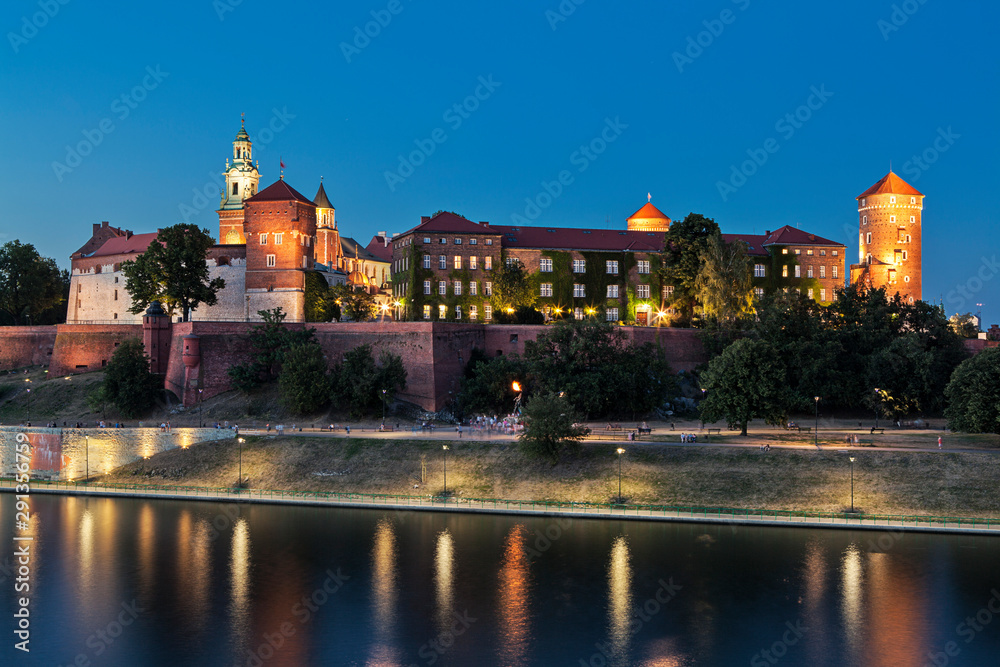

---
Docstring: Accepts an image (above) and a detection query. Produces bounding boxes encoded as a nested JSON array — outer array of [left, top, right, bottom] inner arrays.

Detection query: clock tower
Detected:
[[217, 116, 261, 245]]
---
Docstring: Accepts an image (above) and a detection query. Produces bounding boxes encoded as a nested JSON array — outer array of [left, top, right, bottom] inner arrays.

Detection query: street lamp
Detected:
[[198, 388, 204, 428], [442, 444, 449, 495], [381, 388, 387, 427], [616, 447, 625, 503], [85, 434, 90, 484], [237, 437, 245, 488], [24, 378, 31, 425], [512, 381, 523, 415], [873, 388, 880, 429], [849, 456, 856, 513], [814, 396, 820, 448]]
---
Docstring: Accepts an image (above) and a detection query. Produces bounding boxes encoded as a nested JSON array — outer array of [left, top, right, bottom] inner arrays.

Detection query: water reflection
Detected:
[[435, 529, 454, 632], [176, 511, 211, 632], [840, 543, 864, 661], [608, 535, 632, 667], [229, 518, 252, 657], [78, 509, 95, 599], [137, 503, 155, 600], [498, 524, 531, 667], [865, 552, 928, 666], [367, 518, 401, 666]]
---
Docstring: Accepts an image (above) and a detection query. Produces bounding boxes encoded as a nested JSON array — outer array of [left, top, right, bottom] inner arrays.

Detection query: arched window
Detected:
[[232, 182, 239, 195]]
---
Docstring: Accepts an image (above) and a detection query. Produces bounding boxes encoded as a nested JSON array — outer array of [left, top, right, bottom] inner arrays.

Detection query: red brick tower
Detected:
[[243, 178, 317, 320], [850, 171, 923, 303], [313, 179, 342, 269]]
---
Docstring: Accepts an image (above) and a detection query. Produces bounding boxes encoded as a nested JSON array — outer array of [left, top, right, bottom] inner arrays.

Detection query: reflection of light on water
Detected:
[[367, 518, 400, 666], [802, 539, 828, 664], [498, 524, 531, 667], [840, 543, 864, 659], [608, 535, 632, 666], [137, 504, 155, 599], [435, 529, 454, 631], [176, 511, 212, 632], [230, 518, 252, 656], [78, 510, 95, 597], [637, 638, 687, 667], [865, 552, 928, 667]]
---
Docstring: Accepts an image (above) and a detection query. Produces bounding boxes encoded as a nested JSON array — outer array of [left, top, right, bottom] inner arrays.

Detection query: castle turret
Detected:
[[313, 179, 342, 268], [626, 195, 671, 232], [217, 115, 261, 245], [850, 171, 923, 303]]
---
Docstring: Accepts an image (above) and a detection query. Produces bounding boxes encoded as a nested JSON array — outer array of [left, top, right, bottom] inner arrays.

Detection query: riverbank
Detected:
[[90, 434, 1000, 519]]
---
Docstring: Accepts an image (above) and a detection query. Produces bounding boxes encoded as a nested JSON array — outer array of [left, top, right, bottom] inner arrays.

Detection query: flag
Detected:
[[280, 158, 286, 170]]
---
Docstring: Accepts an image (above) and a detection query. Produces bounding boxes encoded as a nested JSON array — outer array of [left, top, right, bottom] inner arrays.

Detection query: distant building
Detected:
[[850, 171, 923, 303]]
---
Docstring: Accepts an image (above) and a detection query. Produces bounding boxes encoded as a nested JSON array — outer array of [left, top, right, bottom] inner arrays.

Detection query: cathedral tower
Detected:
[[313, 179, 342, 269], [217, 116, 261, 245], [850, 171, 923, 303]]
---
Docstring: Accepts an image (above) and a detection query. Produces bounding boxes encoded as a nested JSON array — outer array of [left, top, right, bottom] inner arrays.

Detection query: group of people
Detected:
[[679, 433, 698, 443]]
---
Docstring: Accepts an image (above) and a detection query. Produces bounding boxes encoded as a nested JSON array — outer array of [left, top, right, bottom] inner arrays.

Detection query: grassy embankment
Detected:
[[101, 435, 1000, 518]]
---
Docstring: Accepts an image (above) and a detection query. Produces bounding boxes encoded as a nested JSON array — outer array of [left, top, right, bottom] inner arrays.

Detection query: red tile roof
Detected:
[[91, 232, 159, 257], [247, 179, 316, 205], [857, 171, 923, 198], [761, 225, 843, 248], [491, 225, 664, 252], [401, 212, 494, 236], [627, 202, 671, 222], [722, 233, 770, 257], [365, 235, 392, 261]]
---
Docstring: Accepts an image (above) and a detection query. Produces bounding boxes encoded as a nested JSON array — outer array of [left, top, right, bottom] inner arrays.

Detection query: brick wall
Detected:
[[48, 324, 143, 375], [0, 326, 57, 369], [858, 191, 922, 301]]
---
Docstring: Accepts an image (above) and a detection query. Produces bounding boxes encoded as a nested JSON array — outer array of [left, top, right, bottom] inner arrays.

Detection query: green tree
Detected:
[[695, 233, 754, 327], [227, 308, 317, 392], [660, 213, 721, 322], [122, 223, 225, 321], [458, 352, 527, 415], [944, 348, 1000, 434], [331, 284, 376, 322], [699, 338, 791, 435], [0, 240, 66, 325], [491, 258, 536, 315], [331, 344, 407, 417], [278, 342, 331, 414], [304, 271, 333, 322], [102, 338, 161, 418], [949, 312, 979, 338], [518, 392, 588, 462]]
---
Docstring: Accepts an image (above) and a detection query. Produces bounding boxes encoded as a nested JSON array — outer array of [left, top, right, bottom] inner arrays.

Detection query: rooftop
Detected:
[[857, 171, 923, 199]]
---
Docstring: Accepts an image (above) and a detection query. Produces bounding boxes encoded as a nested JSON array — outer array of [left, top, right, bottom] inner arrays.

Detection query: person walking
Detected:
[[938, 436, 942, 450]]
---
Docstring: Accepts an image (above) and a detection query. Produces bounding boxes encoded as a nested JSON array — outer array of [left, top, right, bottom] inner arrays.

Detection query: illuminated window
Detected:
[[423, 305, 431, 319], [794, 249, 801, 255], [574, 308, 584, 320], [439, 305, 447, 319], [469, 256, 478, 270], [782, 265, 788, 278], [485, 239, 493, 245], [782, 248, 788, 254], [833, 250, 839, 256], [754, 287, 765, 298], [454, 256, 462, 270], [266, 254, 276, 267], [484, 256, 492, 270], [470, 305, 478, 320], [807, 249, 814, 256]]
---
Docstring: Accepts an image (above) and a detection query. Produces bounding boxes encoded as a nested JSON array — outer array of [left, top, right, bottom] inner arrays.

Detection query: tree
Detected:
[[122, 223, 225, 321], [458, 352, 527, 416], [660, 213, 721, 321], [491, 258, 536, 315], [331, 284, 376, 322], [695, 233, 754, 326], [227, 308, 317, 392], [304, 271, 334, 322], [518, 392, 588, 462], [278, 342, 331, 414], [331, 344, 407, 417], [102, 338, 161, 418], [949, 312, 979, 338], [945, 348, 1000, 434], [0, 240, 66, 325], [699, 338, 791, 435]]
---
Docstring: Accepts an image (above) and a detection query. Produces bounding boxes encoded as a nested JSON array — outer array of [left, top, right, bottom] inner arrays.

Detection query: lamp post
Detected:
[[24, 378, 31, 425], [814, 396, 820, 448], [85, 434, 90, 484], [512, 381, 523, 415], [616, 447, 625, 503], [442, 444, 449, 495], [873, 388, 880, 429], [849, 456, 856, 513], [198, 388, 204, 428], [381, 389, 387, 427], [238, 437, 245, 488]]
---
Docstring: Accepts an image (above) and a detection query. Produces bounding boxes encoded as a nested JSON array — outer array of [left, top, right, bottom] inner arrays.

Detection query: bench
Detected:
[[870, 428, 884, 435], [797, 426, 812, 433], [706, 428, 722, 435], [637, 427, 652, 435]]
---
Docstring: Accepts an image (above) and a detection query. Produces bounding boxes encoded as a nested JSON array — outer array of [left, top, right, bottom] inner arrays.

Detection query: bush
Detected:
[[518, 392, 588, 462], [278, 342, 331, 414], [945, 347, 1000, 434], [331, 344, 407, 418], [102, 338, 161, 418]]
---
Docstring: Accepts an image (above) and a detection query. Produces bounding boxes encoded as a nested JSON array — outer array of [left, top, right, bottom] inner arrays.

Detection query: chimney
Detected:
[[765, 230, 771, 236], [420, 216, 430, 224], [93, 223, 101, 235], [101, 221, 109, 228], [480, 221, 490, 227], [377, 231, 386, 238], [126, 230, 133, 239]]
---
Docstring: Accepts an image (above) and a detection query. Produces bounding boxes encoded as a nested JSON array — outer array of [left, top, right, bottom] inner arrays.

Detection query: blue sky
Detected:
[[1, 0, 997, 325]]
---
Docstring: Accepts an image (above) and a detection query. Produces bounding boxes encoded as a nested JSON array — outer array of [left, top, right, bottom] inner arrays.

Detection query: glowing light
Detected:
[[608, 536, 632, 661], [498, 524, 531, 667], [512, 381, 521, 393], [434, 530, 454, 631]]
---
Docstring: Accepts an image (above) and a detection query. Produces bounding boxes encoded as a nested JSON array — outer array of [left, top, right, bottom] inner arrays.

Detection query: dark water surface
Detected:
[[1, 494, 999, 666]]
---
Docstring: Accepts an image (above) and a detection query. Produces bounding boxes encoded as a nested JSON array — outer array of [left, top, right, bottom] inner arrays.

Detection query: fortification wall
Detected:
[[0, 326, 57, 369], [48, 324, 143, 375]]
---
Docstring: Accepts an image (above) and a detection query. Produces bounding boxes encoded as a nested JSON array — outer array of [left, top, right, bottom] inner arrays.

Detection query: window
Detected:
[[867, 253, 873, 264], [484, 256, 492, 270], [439, 238, 446, 245], [637, 260, 650, 274], [540, 258, 553, 272], [302, 256, 309, 268], [540, 283, 553, 297], [607, 285, 619, 298], [794, 265, 801, 278], [455, 305, 462, 319], [636, 285, 650, 299], [890, 196, 896, 204], [469, 256, 478, 270], [833, 266, 839, 278], [485, 239, 493, 245], [274, 233, 282, 245], [782, 248, 788, 254], [470, 305, 478, 320], [807, 266, 813, 278], [574, 308, 584, 320], [663, 285, 674, 297], [820, 265, 826, 278], [833, 250, 838, 256], [807, 249, 814, 256], [470, 281, 478, 295], [484, 304, 492, 320], [453, 281, 462, 295], [439, 255, 447, 270], [910, 216, 915, 224], [794, 249, 801, 255], [820, 289, 827, 301], [423, 237, 431, 244], [469, 238, 477, 245], [890, 215, 896, 223], [454, 238, 462, 245], [454, 256, 462, 270], [782, 265, 788, 278], [114, 289, 118, 301], [866, 233, 872, 244], [423, 255, 431, 269], [606, 308, 619, 322], [266, 254, 276, 267], [573, 284, 586, 297], [820, 250, 827, 256], [505, 257, 518, 267], [861, 198, 866, 206], [904, 276, 910, 283], [754, 264, 766, 278], [910, 197, 916, 204], [484, 281, 493, 296], [423, 305, 431, 320], [902, 250, 908, 261], [572, 259, 586, 273], [906, 235, 911, 243], [863, 216, 868, 224], [754, 287, 765, 298], [423, 280, 431, 295], [606, 260, 618, 274], [259, 233, 267, 245], [439, 281, 447, 295], [439, 305, 447, 319]]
